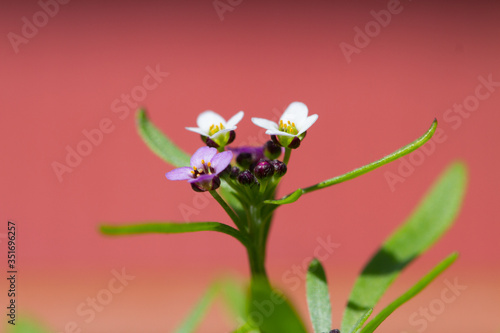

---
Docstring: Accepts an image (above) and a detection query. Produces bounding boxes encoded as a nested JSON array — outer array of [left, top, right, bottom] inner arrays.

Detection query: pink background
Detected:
[[1, 0, 499, 332]]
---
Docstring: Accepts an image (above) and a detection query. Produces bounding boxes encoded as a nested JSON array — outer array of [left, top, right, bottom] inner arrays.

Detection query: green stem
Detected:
[[210, 190, 244, 231], [283, 148, 292, 165]]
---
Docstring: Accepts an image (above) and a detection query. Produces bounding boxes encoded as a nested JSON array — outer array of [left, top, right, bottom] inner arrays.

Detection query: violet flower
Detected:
[[165, 147, 233, 192]]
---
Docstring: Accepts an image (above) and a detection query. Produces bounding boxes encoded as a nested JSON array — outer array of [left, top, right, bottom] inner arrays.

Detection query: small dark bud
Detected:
[[227, 130, 236, 145], [230, 166, 240, 179], [263, 140, 282, 159], [271, 135, 282, 147], [190, 175, 221, 192], [253, 160, 274, 180], [201, 135, 219, 148], [236, 152, 253, 169], [329, 330, 340, 333], [219, 164, 232, 177], [287, 136, 301, 149], [191, 183, 206, 192], [237, 170, 256, 186], [270, 160, 287, 177]]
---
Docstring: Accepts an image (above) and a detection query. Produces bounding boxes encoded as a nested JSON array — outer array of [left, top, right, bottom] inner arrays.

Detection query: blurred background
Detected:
[[1, 0, 499, 332]]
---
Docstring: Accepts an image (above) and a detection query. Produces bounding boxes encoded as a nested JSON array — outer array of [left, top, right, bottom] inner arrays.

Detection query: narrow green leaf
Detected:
[[174, 283, 218, 333], [272, 119, 437, 205], [352, 308, 373, 333], [136, 109, 190, 167], [264, 188, 303, 205], [303, 119, 437, 193], [7, 318, 51, 333], [341, 162, 467, 333], [306, 258, 332, 333], [361, 253, 458, 333], [218, 278, 248, 320], [248, 277, 308, 333], [100, 221, 249, 247]]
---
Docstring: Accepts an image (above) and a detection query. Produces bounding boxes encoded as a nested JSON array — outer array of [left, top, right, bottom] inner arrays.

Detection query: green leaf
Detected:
[[100, 221, 249, 247], [7, 318, 51, 333], [272, 119, 437, 204], [264, 188, 303, 205], [174, 277, 249, 333], [247, 277, 308, 333], [306, 258, 332, 333], [218, 278, 248, 320], [352, 308, 373, 333], [361, 253, 458, 333], [174, 282, 219, 333], [341, 161, 467, 333], [136, 109, 190, 167]]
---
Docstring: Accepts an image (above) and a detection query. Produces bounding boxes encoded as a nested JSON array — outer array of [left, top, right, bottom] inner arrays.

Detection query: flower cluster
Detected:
[[166, 102, 317, 192]]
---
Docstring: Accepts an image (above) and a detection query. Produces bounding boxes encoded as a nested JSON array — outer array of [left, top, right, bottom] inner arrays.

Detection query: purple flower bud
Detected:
[[236, 152, 253, 169], [238, 170, 257, 186], [201, 135, 220, 148], [271, 135, 282, 147], [330, 330, 340, 333], [270, 160, 287, 177], [287, 136, 301, 149], [263, 140, 282, 160], [226, 130, 236, 145], [190, 175, 221, 192], [230, 166, 240, 179], [254, 160, 274, 180]]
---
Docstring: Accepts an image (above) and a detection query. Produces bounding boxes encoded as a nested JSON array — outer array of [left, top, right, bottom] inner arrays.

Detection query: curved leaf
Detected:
[[341, 162, 467, 333], [136, 109, 190, 167], [271, 119, 437, 205], [100, 221, 249, 246], [264, 188, 303, 205], [361, 253, 458, 333], [306, 258, 332, 333]]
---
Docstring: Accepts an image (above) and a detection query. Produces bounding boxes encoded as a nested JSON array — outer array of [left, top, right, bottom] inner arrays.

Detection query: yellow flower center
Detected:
[[208, 123, 225, 136], [279, 120, 298, 135]]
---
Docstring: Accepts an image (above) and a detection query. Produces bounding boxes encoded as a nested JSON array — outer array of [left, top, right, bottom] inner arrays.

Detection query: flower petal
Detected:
[[207, 128, 232, 139], [185, 127, 208, 136], [280, 102, 309, 125], [210, 150, 233, 174], [251, 117, 278, 131], [196, 111, 227, 132], [297, 114, 318, 135], [165, 167, 194, 181], [190, 146, 217, 168], [226, 111, 244, 128], [188, 173, 215, 183], [265, 129, 295, 137]]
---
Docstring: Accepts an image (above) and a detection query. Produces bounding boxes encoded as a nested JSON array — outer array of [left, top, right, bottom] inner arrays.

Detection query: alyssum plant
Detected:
[[100, 102, 467, 333]]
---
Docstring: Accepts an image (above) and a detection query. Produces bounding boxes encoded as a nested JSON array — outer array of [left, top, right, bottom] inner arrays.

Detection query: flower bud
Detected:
[[270, 160, 287, 177], [230, 166, 240, 179], [190, 175, 221, 192], [329, 330, 340, 333], [201, 135, 219, 148], [263, 140, 281, 160], [237, 170, 257, 186], [236, 152, 253, 169], [253, 160, 274, 180]]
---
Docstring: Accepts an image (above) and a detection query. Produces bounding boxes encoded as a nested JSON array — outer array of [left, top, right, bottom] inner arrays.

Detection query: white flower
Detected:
[[186, 110, 244, 139], [251, 102, 318, 148]]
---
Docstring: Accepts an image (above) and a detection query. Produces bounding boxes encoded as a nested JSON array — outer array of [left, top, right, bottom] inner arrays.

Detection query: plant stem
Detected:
[[283, 148, 292, 165], [210, 190, 244, 231]]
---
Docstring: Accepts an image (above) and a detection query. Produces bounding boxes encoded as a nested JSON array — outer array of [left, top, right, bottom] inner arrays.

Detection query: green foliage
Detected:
[[269, 119, 437, 205], [341, 162, 467, 333], [246, 277, 308, 333], [6, 318, 50, 333], [306, 258, 332, 333], [100, 221, 250, 247], [361, 253, 458, 333]]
